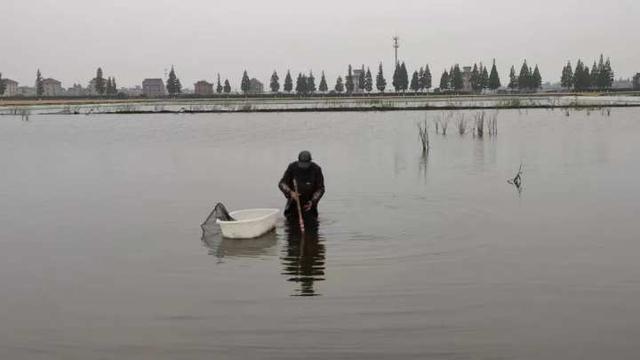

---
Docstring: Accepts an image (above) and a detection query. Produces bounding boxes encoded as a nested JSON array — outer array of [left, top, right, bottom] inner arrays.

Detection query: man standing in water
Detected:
[[278, 151, 325, 220]]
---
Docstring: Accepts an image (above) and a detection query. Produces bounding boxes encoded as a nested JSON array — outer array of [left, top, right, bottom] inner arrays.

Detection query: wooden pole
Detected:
[[293, 179, 305, 234]]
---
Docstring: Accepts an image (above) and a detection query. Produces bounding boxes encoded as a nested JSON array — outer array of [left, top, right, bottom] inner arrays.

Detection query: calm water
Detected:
[[1, 109, 639, 359]]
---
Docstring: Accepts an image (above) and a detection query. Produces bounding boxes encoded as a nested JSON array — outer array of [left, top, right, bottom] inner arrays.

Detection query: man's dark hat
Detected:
[[297, 151, 312, 169]]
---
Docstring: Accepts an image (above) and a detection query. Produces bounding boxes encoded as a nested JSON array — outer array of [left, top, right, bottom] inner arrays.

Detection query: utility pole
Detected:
[[393, 36, 400, 66]]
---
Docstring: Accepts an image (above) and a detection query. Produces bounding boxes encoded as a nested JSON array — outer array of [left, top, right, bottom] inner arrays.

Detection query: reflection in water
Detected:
[[201, 226, 278, 260], [281, 219, 326, 297], [419, 151, 429, 183]]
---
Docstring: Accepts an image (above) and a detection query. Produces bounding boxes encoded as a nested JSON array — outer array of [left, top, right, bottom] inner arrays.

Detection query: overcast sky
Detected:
[[2, 0, 638, 89]]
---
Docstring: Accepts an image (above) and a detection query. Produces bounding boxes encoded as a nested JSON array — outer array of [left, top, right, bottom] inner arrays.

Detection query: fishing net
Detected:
[[201, 203, 235, 246]]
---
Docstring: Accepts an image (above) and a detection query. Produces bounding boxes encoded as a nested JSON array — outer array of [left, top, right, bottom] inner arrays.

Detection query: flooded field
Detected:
[[1, 109, 639, 359]]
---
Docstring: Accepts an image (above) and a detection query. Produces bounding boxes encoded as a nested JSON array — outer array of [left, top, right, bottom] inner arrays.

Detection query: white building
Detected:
[[1, 78, 18, 97], [142, 78, 166, 97], [17, 86, 36, 97], [42, 78, 63, 97]]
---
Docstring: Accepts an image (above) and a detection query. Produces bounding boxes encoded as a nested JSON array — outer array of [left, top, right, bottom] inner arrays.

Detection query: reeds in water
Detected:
[[417, 119, 430, 153], [457, 113, 467, 135], [473, 111, 485, 137]]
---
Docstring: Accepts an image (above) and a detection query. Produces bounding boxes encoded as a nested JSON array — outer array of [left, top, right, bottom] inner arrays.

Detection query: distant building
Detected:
[[1, 78, 18, 97], [352, 69, 364, 93], [42, 78, 63, 96], [541, 82, 562, 92], [17, 86, 36, 97], [88, 78, 99, 95], [612, 78, 633, 89], [66, 83, 88, 97], [248, 78, 264, 94], [142, 78, 166, 97], [122, 86, 143, 97], [194, 80, 214, 96]]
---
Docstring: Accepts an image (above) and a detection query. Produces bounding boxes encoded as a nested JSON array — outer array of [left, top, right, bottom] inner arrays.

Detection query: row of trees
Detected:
[[268, 65, 379, 94], [394, 63, 433, 92], [560, 55, 614, 91], [634, 73, 640, 90], [507, 60, 542, 91], [18, 56, 625, 98], [438, 61, 502, 92], [265, 63, 432, 95]]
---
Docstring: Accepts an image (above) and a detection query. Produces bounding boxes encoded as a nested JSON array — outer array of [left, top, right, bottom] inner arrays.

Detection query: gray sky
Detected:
[[2, 0, 638, 89]]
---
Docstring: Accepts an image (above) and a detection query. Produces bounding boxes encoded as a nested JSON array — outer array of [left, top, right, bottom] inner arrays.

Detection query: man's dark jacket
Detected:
[[278, 162, 325, 218]]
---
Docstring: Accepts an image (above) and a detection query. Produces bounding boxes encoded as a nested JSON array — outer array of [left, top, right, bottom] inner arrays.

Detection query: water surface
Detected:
[[1, 109, 639, 359]]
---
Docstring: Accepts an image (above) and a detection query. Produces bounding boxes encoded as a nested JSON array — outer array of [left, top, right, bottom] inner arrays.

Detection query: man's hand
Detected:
[[304, 201, 313, 212], [289, 191, 300, 201]]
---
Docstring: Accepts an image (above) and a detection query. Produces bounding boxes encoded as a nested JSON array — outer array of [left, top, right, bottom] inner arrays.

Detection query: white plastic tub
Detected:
[[216, 208, 279, 239]]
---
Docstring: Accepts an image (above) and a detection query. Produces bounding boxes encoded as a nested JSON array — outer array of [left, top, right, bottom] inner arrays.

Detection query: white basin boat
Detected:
[[216, 208, 279, 239]]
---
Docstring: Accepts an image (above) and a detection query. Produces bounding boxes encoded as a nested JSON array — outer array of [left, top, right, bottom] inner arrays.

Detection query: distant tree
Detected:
[[583, 66, 591, 90], [270, 71, 280, 92], [36, 69, 44, 97], [561, 61, 574, 90], [508, 66, 518, 90], [518, 60, 530, 91], [112, 77, 117, 94], [0, 73, 5, 96], [590, 61, 599, 89], [335, 76, 344, 93], [573, 60, 587, 91], [240, 70, 250, 94], [439, 70, 449, 90], [480, 65, 489, 90], [392, 63, 401, 92], [470, 64, 482, 92], [364, 67, 373, 93], [357, 65, 366, 91], [418, 67, 425, 91], [531, 65, 542, 90], [410, 71, 420, 92], [602, 56, 614, 89], [95, 67, 106, 95], [319, 71, 328, 92], [345, 65, 354, 94], [450, 64, 464, 91], [284, 70, 293, 93], [423, 65, 432, 91], [166, 66, 182, 96], [633, 73, 640, 90], [216, 74, 223, 94], [488, 60, 501, 90], [223, 79, 231, 93], [106, 78, 112, 95], [400, 62, 409, 91], [376, 63, 386, 92], [307, 71, 316, 93], [295, 73, 308, 95], [595, 54, 606, 90]]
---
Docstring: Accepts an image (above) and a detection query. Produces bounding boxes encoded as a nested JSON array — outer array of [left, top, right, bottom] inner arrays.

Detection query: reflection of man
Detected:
[[278, 151, 325, 220], [282, 219, 325, 297]]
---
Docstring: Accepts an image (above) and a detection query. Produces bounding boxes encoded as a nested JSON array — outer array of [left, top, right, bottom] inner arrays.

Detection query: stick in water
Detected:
[[293, 179, 305, 233]]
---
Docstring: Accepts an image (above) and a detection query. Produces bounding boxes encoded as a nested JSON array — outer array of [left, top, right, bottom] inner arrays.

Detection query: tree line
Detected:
[[16, 56, 628, 98], [506, 60, 542, 91], [561, 54, 614, 91]]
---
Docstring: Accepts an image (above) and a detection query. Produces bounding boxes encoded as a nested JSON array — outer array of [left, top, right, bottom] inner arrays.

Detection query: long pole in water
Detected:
[[293, 179, 305, 234]]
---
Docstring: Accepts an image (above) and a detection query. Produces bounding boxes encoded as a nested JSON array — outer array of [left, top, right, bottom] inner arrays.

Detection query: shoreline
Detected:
[[2, 93, 639, 115]]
